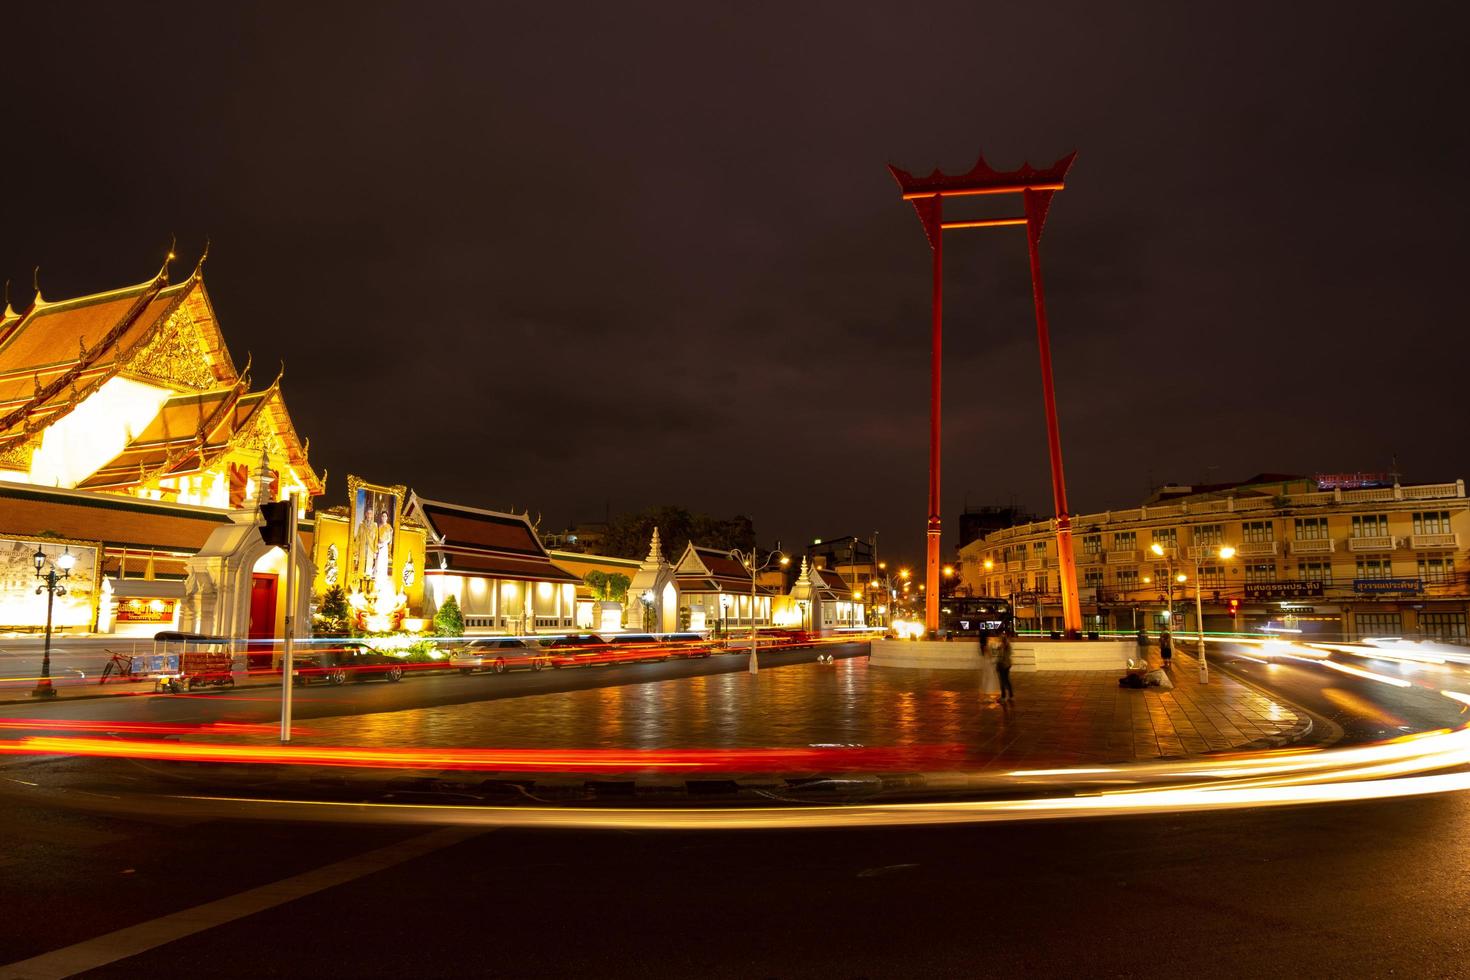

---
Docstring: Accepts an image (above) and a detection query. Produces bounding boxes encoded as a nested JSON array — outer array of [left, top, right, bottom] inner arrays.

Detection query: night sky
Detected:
[[4, 3, 1466, 567]]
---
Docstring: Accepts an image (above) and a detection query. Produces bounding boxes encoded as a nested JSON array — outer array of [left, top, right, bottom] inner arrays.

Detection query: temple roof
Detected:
[[673, 543, 770, 594], [0, 260, 238, 449], [0, 254, 322, 496], [406, 494, 579, 583]]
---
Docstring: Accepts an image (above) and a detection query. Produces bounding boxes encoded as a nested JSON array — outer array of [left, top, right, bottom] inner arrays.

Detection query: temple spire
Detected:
[[646, 527, 664, 563]]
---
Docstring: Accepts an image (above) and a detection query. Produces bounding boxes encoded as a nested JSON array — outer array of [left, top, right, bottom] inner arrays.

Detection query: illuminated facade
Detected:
[[673, 543, 772, 632], [0, 255, 322, 638], [408, 494, 580, 635], [960, 476, 1470, 643]]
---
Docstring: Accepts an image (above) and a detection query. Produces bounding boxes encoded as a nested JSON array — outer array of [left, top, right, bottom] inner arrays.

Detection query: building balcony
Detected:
[[1409, 532, 1460, 549], [1107, 550, 1140, 564], [1006, 560, 1023, 572], [1348, 535, 1395, 552], [1289, 538, 1336, 555], [1186, 544, 1223, 561], [1075, 551, 1103, 565], [1237, 541, 1278, 557], [1024, 557, 1047, 571]]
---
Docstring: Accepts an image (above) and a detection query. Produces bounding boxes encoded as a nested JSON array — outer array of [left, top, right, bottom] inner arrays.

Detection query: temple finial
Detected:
[[157, 236, 177, 283], [192, 238, 210, 278]]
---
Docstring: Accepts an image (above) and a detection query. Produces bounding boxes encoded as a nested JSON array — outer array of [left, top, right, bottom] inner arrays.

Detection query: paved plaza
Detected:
[[274, 647, 1309, 768]]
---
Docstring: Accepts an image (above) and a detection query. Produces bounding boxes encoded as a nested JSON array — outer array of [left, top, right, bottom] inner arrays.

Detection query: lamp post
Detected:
[[1152, 541, 1236, 684], [32, 545, 76, 699], [731, 548, 789, 674]]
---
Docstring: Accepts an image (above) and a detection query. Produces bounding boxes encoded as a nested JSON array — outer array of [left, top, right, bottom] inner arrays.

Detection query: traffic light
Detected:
[[1226, 597, 1241, 617], [258, 500, 293, 548]]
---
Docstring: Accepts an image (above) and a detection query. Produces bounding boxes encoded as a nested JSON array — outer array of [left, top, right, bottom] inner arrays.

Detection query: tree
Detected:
[[605, 572, 630, 602], [601, 505, 756, 560], [583, 570, 609, 600], [433, 594, 465, 637], [313, 585, 349, 636]]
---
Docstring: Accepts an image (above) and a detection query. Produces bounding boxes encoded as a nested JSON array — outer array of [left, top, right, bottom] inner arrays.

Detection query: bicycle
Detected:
[[99, 650, 136, 684]]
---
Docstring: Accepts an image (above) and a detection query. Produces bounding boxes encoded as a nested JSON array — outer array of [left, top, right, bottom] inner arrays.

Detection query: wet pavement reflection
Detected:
[[291, 655, 1302, 767]]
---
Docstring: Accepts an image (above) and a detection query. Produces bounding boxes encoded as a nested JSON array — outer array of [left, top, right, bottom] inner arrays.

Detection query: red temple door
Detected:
[[248, 573, 278, 670]]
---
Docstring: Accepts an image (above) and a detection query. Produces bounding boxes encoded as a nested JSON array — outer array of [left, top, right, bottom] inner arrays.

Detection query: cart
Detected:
[[146, 631, 236, 693]]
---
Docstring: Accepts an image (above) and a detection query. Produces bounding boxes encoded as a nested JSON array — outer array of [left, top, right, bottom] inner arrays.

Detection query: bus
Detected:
[[939, 597, 1012, 638]]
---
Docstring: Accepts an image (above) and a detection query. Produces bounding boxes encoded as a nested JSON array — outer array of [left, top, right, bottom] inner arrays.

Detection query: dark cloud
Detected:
[[3, 1, 1466, 567]]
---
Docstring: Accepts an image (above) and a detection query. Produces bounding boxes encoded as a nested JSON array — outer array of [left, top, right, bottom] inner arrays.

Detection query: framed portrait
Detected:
[[345, 475, 406, 592]]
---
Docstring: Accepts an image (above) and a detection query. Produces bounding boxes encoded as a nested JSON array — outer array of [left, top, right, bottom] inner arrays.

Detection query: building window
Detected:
[[1245, 562, 1276, 584], [1152, 528, 1177, 550], [1117, 569, 1138, 591], [1084, 568, 1103, 589], [1412, 511, 1452, 535], [1355, 557, 1394, 580], [1034, 540, 1048, 557], [1152, 612, 1172, 630], [1243, 521, 1274, 543], [1082, 534, 1102, 554], [1294, 517, 1329, 540], [1150, 563, 1171, 586], [1417, 554, 1455, 584], [1356, 612, 1402, 638], [1034, 574, 1048, 593], [1194, 524, 1223, 546], [1352, 514, 1389, 538], [1296, 561, 1332, 585], [1420, 613, 1467, 643], [1200, 565, 1225, 588], [1113, 531, 1136, 551]]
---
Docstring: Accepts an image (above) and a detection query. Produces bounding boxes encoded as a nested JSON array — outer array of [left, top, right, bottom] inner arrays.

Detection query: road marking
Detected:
[[0, 825, 482, 980]]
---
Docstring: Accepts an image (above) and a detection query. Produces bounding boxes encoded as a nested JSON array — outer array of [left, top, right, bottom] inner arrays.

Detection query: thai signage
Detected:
[[1315, 472, 1392, 490], [115, 597, 177, 624], [1352, 578, 1422, 594], [1245, 581, 1324, 600]]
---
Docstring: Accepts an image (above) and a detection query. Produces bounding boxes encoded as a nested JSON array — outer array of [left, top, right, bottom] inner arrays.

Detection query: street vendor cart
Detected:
[[145, 631, 236, 693]]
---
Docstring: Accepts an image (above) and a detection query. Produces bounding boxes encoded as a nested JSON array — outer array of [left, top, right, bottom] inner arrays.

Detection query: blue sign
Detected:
[[1352, 578, 1422, 594]]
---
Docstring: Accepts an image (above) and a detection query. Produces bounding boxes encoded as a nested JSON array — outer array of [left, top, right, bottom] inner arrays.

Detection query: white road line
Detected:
[[0, 825, 483, 980]]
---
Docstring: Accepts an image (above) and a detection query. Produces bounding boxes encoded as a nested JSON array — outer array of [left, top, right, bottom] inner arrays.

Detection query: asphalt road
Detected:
[[0, 759, 1467, 978], [1, 639, 1468, 978]]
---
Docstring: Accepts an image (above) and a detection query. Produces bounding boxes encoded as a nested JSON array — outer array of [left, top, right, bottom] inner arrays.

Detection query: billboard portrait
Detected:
[[346, 476, 406, 592], [0, 535, 101, 630]]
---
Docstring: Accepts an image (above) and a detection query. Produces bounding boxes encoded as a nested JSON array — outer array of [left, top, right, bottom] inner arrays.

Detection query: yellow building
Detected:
[[960, 475, 1469, 643]]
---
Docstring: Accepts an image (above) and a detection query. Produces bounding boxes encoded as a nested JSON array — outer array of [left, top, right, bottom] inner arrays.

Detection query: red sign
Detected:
[[1314, 472, 1392, 490], [116, 597, 176, 624]]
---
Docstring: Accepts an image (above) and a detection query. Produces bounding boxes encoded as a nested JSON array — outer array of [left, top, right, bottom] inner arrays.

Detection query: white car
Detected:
[[450, 637, 550, 674]]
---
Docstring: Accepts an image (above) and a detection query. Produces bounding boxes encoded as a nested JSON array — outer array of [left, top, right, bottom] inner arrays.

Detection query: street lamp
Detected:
[[1153, 540, 1236, 684], [731, 548, 789, 674], [32, 545, 76, 699]]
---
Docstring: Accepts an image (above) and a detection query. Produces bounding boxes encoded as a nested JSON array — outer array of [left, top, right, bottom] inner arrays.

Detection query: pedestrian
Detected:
[[996, 630, 1015, 702], [1159, 628, 1173, 665]]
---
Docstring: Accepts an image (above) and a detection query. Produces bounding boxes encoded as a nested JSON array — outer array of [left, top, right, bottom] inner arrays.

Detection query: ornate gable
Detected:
[[123, 303, 217, 391]]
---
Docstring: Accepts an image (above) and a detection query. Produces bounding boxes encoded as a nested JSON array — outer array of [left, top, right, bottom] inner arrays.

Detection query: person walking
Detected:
[[1159, 628, 1173, 666], [996, 630, 1015, 702]]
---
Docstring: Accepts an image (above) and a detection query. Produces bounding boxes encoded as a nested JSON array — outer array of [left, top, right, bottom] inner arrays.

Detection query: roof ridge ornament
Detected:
[[30, 266, 44, 307], [157, 236, 177, 284], [192, 238, 210, 280]]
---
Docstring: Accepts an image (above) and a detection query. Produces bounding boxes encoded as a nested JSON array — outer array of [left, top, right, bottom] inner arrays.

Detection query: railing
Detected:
[[1024, 557, 1047, 571], [1075, 551, 1102, 565], [1006, 560, 1023, 572], [1409, 532, 1459, 549], [975, 481, 1465, 546], [1237, 541, 1278, 556], [1289, 538, 1335, 554], [1348, 535, 1395, 552], [1106, 550, 1139, 564]]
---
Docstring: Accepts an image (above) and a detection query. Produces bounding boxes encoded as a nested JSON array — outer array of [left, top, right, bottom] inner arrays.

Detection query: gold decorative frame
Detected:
[[0, 532, 104, 630], [345, 475, 407, 591]]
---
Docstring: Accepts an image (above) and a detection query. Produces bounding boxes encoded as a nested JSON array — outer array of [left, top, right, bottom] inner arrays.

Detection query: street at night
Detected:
[[3, 2, 1470, 977]]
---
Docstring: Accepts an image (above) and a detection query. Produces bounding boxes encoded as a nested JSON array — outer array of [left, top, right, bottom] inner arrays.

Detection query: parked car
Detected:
[[292, 641, 404, 685], [545, 633, 614, 668], [451, 637, 550, 674]]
